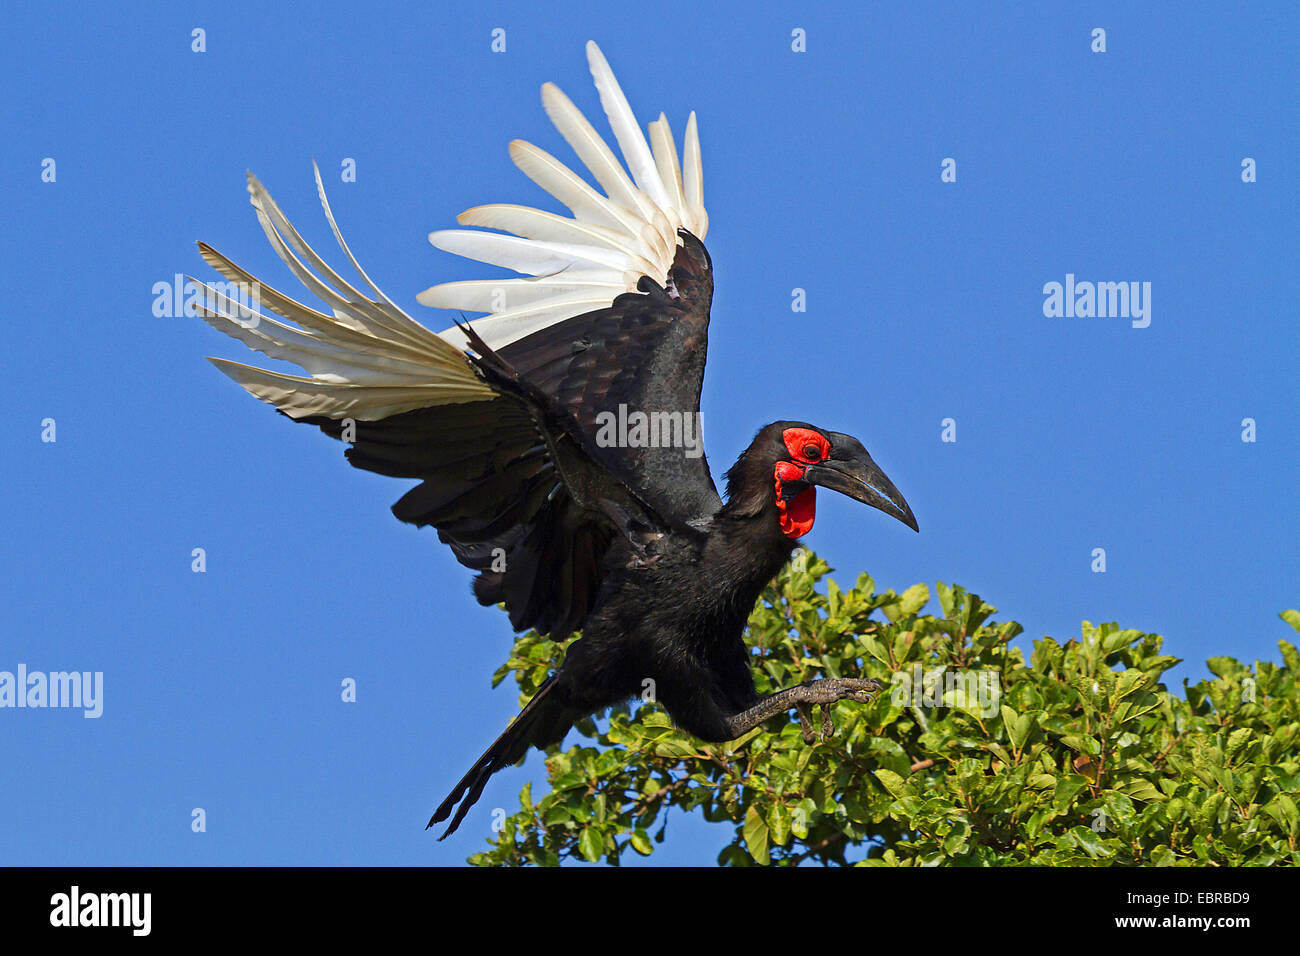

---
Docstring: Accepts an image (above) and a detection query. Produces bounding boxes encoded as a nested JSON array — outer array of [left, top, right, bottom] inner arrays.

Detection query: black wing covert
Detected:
[[499, 232, 719, 529], [302, 361, 638, 641]]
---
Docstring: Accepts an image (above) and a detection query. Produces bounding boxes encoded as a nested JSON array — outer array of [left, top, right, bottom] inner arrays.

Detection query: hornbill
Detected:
[[193, 42, 918, 839]]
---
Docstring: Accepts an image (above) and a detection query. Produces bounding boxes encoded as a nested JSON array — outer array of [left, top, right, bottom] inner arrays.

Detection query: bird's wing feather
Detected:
[[498, 234, 718, 528], [418, 41, 708, 353], [196, 174, 671, 639], [417, 41, 721, 526], [197, 40, 721, 627]]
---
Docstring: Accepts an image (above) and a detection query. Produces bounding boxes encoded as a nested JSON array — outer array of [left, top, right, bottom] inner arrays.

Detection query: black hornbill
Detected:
[[194, 42, 918, 839]]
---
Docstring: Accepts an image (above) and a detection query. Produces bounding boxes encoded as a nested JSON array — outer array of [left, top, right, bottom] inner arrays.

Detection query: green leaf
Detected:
[[1149, 845, 1177, 866], [1265, 795, 1299, 837], [654, 738, 699, 758], [629, 829, 654, 856], [1001, 705, 1033, 752], [790, 799, 814, 840], [1060, 734, 1101, 757], [551, 772, 586, 792], [874, 768, 909, 799], [1115, 668, 1149, 700], [882, 584, 929, 622], [936, 582, 956, 619], [768, 802, 793, 847], [474, 566, 1300, 868], [540, 804, 572, 826], [1118, 778, 1163, 802], [1207, 656, 1249, 680], [1067, 825, 1111, 859], [1053, 775, 1089, 811], [863, 634, 891, 666], [578, 826, 604, 863], [1225, 727, 1254, 762], [1278, 634, 1300, 673], [743, 804, 770, 865], [942, 819, 971, 855]]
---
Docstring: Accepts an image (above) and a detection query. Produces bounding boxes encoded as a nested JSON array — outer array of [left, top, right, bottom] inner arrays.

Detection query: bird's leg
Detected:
[[794, 701, 817, 744], [725, 678, 882, 741], [794, 701, 838, 743]]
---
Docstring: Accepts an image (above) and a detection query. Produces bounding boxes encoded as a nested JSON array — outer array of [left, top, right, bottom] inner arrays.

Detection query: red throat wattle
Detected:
[[773, 427, 830, 539], [774, 461, 816, 539]]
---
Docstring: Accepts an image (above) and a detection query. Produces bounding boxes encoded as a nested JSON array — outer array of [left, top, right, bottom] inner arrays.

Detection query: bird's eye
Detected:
[[782, 427, 830, 465]]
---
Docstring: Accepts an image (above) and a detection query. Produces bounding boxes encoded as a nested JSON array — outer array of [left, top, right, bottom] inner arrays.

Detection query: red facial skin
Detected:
[[773, 428, 831, 539]]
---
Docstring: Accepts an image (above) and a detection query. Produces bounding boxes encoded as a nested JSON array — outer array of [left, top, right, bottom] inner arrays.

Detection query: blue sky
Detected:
[[2, 1, 1295, 866]]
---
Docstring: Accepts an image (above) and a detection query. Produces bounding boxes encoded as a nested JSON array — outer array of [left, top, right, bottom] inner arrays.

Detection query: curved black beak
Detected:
[[804, 449, 918, 532]]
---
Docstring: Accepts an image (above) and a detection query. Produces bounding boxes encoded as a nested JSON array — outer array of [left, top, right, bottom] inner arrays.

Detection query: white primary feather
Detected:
[[504, 140, 658, 247], [427, 230, 655, 278], [541, 82, 656, 225], [200, 43, 708, 418], [424, 41, 708, 351], [417, 276, 628, 314], [649, 114, 687, 231], [682, 111, 707, 239], [199, 174, 494, 421], [583, 41, 676, 221], [435, 297, 622, 353], [193, 279, 439, 384], [454, 204, 652, 258]]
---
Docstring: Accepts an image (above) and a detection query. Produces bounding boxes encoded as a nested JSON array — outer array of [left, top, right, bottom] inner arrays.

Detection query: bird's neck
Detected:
[[708, 500, 800, 605]]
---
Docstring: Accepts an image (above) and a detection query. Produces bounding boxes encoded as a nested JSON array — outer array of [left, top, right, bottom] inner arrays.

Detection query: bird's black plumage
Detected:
[[194, 42, 918, 841]]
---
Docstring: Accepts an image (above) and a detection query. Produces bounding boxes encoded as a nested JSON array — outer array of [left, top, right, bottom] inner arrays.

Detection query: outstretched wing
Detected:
[[195, 41, 721, 632], [195, 168, 670, 639], [418, 41, 721, 526]]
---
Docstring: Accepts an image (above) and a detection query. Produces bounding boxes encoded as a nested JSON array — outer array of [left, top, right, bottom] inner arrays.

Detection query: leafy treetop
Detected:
[[468, 552, 1300, 866]]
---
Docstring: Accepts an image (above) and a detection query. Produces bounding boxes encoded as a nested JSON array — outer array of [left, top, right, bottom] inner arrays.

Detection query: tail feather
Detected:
[[428, 675, 574, 840]]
